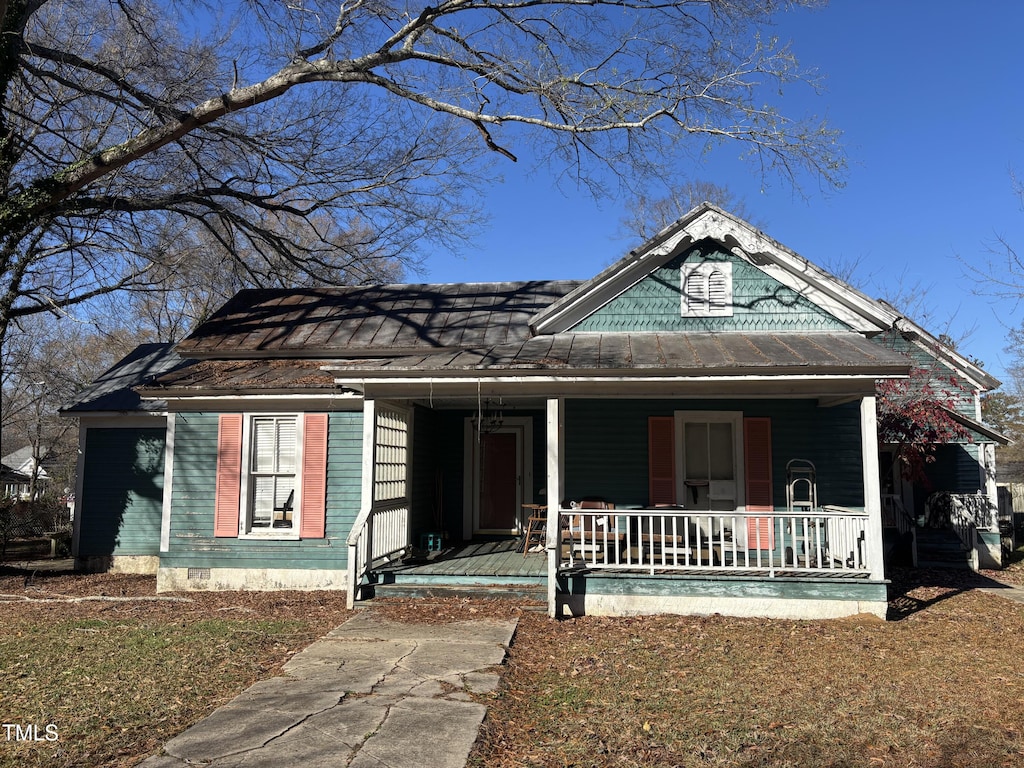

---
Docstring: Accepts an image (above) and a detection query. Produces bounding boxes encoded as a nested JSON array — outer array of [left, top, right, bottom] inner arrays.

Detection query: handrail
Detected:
[[558, 508, 872, 577], [346, 501, 410, 608]]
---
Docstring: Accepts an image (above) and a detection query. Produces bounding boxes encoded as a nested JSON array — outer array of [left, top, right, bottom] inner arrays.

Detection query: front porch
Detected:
[[345, 386, 892, 620], [357, 505, 888, 619]]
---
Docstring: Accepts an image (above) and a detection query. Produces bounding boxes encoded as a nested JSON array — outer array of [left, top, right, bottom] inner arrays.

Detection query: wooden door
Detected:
[[477, 430, 520, 533]]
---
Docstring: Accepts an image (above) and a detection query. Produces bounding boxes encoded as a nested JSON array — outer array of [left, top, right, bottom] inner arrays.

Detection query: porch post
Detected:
[[546, 397, 565, 619], [981, 443, 998, 529], [860, 395, 886, 581]]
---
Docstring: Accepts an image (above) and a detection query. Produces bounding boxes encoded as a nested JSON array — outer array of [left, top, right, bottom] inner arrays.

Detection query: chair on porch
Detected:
[[522, 504, 548, 556], [563, 499, 618, 564]]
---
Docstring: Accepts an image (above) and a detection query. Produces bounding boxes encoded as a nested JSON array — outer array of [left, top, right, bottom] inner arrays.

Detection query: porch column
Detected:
[[860, 395, 885, 581], [982, 443, 998, 529], [546, 397, 565, 618]]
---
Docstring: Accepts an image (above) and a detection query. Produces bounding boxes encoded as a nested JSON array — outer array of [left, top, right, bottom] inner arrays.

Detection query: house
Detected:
[[1, 461, 32, 500], [62, 204, 1006, 620], [1, 445, 52, 499]]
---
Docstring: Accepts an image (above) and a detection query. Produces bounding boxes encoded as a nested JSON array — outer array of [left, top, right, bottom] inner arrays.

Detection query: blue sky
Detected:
[[421, 2, 1024, 384]]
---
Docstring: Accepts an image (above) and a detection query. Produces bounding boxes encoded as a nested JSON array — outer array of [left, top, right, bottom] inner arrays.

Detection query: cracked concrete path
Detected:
[[139, 612, 517, 768]]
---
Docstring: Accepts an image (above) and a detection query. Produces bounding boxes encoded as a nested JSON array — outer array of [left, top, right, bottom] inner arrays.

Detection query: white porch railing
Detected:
[[557, 508, 871, 576], [346, 502, 410, 606]]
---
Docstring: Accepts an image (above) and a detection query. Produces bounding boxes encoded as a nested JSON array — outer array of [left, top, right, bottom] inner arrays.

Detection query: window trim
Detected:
[[681, 261, 734, 317], [238, 413, 305, 540], [673, 410, 745, 510]]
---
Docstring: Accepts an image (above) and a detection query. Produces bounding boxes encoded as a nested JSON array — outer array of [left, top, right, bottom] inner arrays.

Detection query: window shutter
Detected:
[[743, 416, 774, 549], [300, 413, 329, 539], [684, 270, 706, 314], [708, 268, 727, 312], [648, 416, 676, 505], [214, 414, 243, 537]]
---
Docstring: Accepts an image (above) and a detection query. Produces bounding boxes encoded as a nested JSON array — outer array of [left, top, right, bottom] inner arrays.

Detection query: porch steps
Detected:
[[915, 526, 973, 569], [363, 579, 547, 607]]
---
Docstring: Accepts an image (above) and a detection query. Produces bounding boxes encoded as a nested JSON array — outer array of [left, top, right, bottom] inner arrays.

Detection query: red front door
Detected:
[[477, 431, 519, 532]]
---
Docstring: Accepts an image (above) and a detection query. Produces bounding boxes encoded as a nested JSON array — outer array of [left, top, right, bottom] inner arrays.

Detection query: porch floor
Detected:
[[375, 538, 546, 582]]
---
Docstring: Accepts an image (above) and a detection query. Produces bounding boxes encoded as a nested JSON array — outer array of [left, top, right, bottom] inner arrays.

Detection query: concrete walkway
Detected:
[[139, 613, 518, 768]]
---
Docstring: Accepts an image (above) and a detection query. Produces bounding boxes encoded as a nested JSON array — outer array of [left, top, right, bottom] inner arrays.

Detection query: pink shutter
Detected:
[[743, 417, 774, 549], [300, 413, 328, 539], [648, 416, 676, 506], [214, 414, 243, 537]]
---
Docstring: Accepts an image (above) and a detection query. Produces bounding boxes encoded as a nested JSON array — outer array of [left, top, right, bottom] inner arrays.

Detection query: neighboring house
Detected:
[[1, 446, 51, 499], [62, 204, 1006, 619], [1, 462, 32, 499]]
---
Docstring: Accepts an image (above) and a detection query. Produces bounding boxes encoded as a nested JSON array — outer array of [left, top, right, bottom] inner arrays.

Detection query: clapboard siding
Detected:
[[564, 399, 864, 509], [78, 427, 166, 557], [572, 242, 850, 333], [163, 411, 362, 572]]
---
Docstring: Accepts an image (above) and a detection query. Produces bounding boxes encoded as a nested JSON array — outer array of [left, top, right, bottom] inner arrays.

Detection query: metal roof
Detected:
[[324, 331, 911, 377], [142, 358, 340, 395], [61, 343, 190, 413], [174, 281, 582, 358]]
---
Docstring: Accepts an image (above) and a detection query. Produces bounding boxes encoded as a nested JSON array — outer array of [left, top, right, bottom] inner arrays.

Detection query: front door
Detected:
[[466, 417, 532, 537], [477, 431, 520, 533]]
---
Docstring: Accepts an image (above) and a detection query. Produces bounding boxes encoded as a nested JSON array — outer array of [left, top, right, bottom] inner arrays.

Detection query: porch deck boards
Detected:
[[377, 539, 547, 580]]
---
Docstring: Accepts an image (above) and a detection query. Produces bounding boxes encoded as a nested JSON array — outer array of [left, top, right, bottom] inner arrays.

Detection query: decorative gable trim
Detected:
[[530, 203, 900, 336]]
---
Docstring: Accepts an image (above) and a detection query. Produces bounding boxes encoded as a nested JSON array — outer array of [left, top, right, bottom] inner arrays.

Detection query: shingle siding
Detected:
[[572, 242, 851, 333]]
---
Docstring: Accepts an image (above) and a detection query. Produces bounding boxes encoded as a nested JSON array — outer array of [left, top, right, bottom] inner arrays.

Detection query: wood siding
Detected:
[[565, 399, 864, 509], [162, 411, 362, 572], [571, 242, 850, 333], [78, 427, 165, 557]]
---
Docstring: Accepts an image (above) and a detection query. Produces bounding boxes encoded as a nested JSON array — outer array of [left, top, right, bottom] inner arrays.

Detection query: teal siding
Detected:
[[163, 411, 362, 572], [926, 444, 983, 494], [572, 242, 850, 332], [564, 399, 864, 509], [78, 427, 165, 558]]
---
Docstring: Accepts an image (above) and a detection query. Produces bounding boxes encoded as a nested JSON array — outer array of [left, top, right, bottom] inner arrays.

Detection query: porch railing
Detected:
[[346, 502, 410, 608], [557, 507, 871, 577]]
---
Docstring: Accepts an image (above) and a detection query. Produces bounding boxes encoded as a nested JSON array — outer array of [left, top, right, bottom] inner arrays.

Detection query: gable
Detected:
[[570, 241, 851, 333]]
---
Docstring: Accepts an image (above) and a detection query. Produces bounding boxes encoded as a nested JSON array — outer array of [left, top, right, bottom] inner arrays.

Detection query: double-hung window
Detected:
[[214, 412, 328, 540], [249, 415, 297, 531]]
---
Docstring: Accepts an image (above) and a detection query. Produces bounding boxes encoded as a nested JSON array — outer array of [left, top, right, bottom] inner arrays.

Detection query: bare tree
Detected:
[[620, 181, 761, 243], [0, 0, 843, 353]]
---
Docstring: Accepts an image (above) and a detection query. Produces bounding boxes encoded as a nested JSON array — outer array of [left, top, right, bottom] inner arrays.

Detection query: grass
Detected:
[[0, 571, 352, 768], [468, 564, 1024, 768], [3, 556, 1024, 768]]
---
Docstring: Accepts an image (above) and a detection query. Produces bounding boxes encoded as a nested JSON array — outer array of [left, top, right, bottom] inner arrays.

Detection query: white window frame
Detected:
[[239, 413, 304, 540], [681, 261, 733, 317], [673, 410, 745, 512]]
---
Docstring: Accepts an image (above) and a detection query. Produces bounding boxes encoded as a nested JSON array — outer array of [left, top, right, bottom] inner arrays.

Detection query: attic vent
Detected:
[[681, 262, 733, 318], [187, 567, 211, 581]]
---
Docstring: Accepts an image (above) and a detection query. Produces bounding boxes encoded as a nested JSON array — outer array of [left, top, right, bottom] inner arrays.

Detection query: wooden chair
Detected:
[[565, 500, 619, 564], [521, 504, 548, 556]]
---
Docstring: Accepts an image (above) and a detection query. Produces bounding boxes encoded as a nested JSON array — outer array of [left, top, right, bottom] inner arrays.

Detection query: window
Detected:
[[249, 416, 297, 531], [681, 262, 733, 317], [675, 411, 742, 512], [214, 413, 328, 539]]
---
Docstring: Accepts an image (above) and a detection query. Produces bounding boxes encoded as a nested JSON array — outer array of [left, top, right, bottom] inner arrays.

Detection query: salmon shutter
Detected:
[[743, 417, 774, 549], [648, 416, 676, 506], [300, 413, 329, 539], [214, 414, 243, 537]]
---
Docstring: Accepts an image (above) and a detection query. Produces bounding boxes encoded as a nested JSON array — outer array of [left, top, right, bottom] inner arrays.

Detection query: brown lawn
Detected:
[[1, 558, 1023, 768]]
